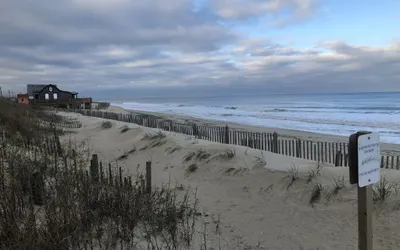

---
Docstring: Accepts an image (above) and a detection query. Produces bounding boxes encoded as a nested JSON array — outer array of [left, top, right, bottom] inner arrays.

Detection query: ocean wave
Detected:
[[114, 98, 400, 144], [177, 104, 193, 107]]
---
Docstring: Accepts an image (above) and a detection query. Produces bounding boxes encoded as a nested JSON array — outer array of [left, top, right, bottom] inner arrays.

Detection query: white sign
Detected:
[[358, 132, 381, 187]]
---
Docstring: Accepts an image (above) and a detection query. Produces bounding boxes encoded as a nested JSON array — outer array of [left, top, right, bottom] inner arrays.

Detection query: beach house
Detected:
[[25, 84, 92, 109]]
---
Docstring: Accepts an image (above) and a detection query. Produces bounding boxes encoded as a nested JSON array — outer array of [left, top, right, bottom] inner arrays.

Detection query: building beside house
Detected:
[[21, 84, 92, 109], [91, 101, 110, 110], [17, 94, 30, 104]]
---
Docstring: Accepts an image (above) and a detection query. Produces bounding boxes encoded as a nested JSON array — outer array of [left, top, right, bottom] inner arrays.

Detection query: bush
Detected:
[[220, 149, 236, 159], [254, 151, 267, 167], [373, 177, 394, 204], [309, 182, 324, 206], [195, 149, 211, 161], [143, 131, 166, 140], [186, 163, 198, 173], [183, 151, 196, 162], [101, 121, 112, 129], [120, 125, 130, 133], [326, 176, 347, 201], [284, 164, 299, 190]]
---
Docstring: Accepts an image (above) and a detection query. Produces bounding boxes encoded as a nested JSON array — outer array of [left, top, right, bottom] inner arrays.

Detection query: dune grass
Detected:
[[120, 125, 130, 133], [0, 100, 210, 249], [285, 164, 300, 190], [101, 120, 112, 129], [325, 176, 347, 201], [373, 177, 395, 204], [309, 182, 324, 206]]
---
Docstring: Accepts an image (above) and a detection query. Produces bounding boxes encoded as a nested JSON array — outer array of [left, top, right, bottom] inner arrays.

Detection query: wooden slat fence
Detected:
[[38, 120, 82, 129], [70, 109, 400, 169]]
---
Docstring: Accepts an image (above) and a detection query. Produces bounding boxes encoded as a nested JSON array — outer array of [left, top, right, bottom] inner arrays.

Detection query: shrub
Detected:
[[285, 164, 300, 190], [309, 182, 324, 206], [183, 152, 196, 162], [166, 146, 181, 154], [195, 149, 211, 161], [143, 131, 166, 140], [220, 149, 236, 159], [326, 176, 347, 201], [120, 125, 130, 133], [101, 121, 112, 129], [186, 163, 198, 173], [254, 151, 267, 167], [373, 177, 394, 204]]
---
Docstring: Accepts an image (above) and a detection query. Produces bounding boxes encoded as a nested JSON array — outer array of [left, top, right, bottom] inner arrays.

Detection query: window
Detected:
[[53, 93, 58, 100], [45, 93, 49, 100]]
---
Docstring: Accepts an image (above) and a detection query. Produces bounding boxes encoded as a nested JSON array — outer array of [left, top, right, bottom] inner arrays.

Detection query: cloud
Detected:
[[0, 0, 234, 51], [211, 0, 320, 26], [0, 0, 399, 96]]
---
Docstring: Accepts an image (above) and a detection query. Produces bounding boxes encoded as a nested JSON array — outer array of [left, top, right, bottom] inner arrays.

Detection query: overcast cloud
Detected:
[[0, 0, 399, 97]]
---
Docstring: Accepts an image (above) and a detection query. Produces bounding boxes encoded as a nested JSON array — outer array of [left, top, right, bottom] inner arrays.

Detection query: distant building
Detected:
[[17, 94, 29, 104], [23, 84, 92, 109], [91, 101, 110, 110], [34, 84, 78, 102], [27, 84, 48, 100]]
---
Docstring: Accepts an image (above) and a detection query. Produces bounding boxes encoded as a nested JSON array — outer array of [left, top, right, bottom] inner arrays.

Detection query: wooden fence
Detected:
[[88, 154, 152, 191], [38, 120, 82, 129], [38, 115, 82, 128], [70, 109, 400, 169]]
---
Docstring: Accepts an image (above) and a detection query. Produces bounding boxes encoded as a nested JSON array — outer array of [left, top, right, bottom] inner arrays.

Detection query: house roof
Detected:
[[27, 84, 48, 95], [36, 84, 79, 96]]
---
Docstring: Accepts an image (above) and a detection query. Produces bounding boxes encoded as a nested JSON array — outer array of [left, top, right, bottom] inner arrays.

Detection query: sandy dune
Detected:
[[61, 111, 400, 250]]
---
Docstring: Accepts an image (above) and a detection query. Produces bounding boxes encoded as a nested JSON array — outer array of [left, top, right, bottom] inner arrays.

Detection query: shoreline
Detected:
[[107, 105, 400, 155]]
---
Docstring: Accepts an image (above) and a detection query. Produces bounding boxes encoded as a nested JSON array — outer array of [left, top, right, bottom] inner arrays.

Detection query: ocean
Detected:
[[111, 92, 400, 144]]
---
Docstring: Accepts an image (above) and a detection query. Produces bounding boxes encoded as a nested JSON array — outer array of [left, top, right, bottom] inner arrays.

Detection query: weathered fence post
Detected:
[[90, 154, 99, 182], [193, 123, 199, 138], [119, 167, 122, 186], [380, 156, 385, 168], [31, 171, 44, 206], [72, 149, 77, 172], [99, 162, 104, 183], [56, 136, 63, 157], [335, 151, 342, 167], [296, 139, 301, 158], [273, 132, 278, 153], [225, 125, 229, 144], [146, 161, 152, 194], [108, 163, 113, 186]]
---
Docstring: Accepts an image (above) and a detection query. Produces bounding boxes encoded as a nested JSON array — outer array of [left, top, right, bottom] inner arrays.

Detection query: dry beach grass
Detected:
[[0, 101, 216, 250]]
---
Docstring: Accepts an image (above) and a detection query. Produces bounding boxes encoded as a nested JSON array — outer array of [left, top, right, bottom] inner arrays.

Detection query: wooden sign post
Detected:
[[349, 131, 381, 250]]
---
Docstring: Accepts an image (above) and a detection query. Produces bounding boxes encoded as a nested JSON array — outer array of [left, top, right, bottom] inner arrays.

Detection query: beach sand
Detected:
[[60, 111, 400, 249]]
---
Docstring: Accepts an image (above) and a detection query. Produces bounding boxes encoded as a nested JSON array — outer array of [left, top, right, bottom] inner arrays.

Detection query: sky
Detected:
[[0, 0, 399, 98]]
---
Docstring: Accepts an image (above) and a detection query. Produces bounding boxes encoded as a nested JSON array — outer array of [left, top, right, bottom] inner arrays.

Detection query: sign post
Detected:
[[349, 131, 380, 250]]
